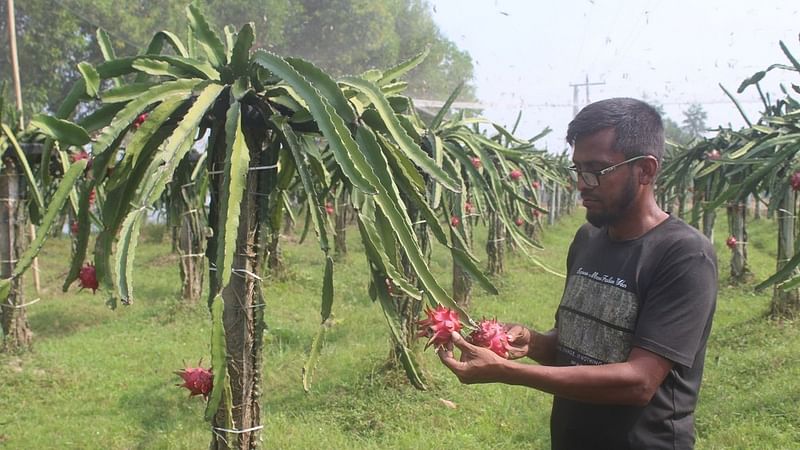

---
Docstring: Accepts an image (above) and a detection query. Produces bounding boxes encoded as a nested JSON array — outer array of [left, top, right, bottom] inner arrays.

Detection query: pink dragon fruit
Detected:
[[467, 318, 512, 358], [470, 157, 482, 169], [78, 263, 99, 293], [175, 363, 213, 399], [464, 201, 474, 214], [791, 171, 800, 191], [417, 305, 462, 350], [133, 112, 149, 129]]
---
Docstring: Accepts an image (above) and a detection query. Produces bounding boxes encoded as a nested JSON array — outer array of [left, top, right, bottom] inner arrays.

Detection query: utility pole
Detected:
[[6, 0, 24, 129], [565, 76, 604, 219], [569, 75, 605, 117]]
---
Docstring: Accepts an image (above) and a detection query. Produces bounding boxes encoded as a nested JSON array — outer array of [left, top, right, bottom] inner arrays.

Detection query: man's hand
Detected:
[[437, 331, 508, 384], [504, 323, 533, 360]]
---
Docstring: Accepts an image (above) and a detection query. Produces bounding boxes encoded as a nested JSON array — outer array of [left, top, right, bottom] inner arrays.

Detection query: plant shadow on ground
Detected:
[[27, 304, 113, 339], [265, 355, 431, 439]]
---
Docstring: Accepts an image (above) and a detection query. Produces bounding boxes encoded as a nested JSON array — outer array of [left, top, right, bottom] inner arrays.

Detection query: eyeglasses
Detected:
[[568, 155, 650, 187]]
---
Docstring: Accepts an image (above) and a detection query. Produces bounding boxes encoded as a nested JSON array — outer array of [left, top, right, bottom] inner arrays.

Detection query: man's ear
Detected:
[[638, 156, 659, 185]]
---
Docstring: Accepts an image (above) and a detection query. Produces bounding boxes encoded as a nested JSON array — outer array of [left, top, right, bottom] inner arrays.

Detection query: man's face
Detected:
[[572, 128, 639, 228]]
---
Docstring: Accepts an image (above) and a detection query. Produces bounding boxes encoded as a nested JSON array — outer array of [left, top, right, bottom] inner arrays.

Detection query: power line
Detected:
[[413, 97, 766, 111]]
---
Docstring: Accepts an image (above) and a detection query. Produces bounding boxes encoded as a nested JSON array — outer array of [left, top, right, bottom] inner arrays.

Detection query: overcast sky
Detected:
[[430, 0, 800, 151]]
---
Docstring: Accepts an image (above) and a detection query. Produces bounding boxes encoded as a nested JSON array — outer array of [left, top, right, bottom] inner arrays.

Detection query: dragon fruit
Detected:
[[71, 150, 93, 173], [464, 201, 474, 214], [78, 263, 99, 293], [417, 305, 462, 350], [791, 171, 800, 191], [175, 363, 213, 399], [70, 150, 90, 163], [510, 169, 523, 181], [325, 202, 335, 215], [450, 216, 461, 227], [133, 112, 149, 129], [726, 235, 738, 249], [470, 157, 482, 169], [468, 318, 512, 358], [514, 217, 524, 226], [70, 221, 79, 236]]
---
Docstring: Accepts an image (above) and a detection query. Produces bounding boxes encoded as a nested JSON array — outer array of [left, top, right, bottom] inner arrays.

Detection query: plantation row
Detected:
[[657, 36, 800, 319], [0, 6, 576, 447]]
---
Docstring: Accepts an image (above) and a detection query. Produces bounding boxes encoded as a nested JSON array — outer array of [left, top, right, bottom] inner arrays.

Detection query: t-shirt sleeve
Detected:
[[632, 243, 717, 368]]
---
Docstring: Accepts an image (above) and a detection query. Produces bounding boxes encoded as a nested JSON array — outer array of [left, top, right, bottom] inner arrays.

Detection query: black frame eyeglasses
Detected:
[[569, 155, 650, 187]]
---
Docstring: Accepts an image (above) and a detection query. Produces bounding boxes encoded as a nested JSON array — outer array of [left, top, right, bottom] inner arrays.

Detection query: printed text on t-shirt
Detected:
[[575, 267, 628, 289]]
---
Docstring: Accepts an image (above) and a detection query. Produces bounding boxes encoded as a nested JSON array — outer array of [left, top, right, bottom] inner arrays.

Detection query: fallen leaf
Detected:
[[439, 398, 457, 409]]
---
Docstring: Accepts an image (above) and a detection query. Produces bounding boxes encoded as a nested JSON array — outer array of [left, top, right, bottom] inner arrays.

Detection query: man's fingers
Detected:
[[437, 345, 462, 371], [505, 324, 529, 342], [449, 331, 474, 351]]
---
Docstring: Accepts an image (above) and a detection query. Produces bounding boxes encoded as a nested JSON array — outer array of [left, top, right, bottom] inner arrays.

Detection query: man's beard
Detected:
[[585, 178, 637, 228]]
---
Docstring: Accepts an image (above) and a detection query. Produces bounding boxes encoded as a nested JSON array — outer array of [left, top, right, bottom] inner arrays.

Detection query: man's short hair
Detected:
[[566, 98, 665, 163]]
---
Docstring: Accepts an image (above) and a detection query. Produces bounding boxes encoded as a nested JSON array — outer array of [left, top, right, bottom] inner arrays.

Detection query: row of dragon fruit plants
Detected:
[[0, 5, 574, 447], [655, 36, 800, 319]]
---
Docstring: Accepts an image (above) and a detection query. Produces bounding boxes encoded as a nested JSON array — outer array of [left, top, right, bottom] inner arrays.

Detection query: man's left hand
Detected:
[[437, 331, 507, 384]]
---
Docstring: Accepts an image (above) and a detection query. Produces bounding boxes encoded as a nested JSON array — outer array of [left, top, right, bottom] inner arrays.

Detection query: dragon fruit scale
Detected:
[[467, 318, 512, 359], [417, 305, 462, 350]]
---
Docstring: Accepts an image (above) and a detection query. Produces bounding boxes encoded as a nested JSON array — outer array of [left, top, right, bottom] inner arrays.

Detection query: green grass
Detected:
[[1, 213, 798, 449]]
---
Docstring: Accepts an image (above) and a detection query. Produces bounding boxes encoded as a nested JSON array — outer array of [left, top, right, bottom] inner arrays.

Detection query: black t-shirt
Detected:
[[550, 216, 717, 450]]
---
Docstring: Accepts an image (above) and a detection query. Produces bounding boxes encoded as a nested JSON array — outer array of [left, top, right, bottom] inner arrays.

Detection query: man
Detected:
[[438, 98, 717, 449]]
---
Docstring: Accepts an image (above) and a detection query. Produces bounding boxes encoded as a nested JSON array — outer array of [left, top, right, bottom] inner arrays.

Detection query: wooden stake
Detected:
[[7, 0, 40, 293], [29, 223, 40, 294], [6, 0, 24, 129]]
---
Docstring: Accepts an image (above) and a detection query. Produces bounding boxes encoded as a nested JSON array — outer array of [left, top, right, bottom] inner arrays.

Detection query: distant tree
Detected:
[[682, 103, 708, 139], [208, 0, 477, 99], [651, 102, 692, 145], [0, 0, 475, 116], [0, 0, 97, 117]]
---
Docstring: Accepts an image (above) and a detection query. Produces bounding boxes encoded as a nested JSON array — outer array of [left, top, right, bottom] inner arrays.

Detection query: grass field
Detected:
[[1, 211, 798, 449]]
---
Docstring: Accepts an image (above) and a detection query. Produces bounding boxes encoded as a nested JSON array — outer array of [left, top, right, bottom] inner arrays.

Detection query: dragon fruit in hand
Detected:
[[468, 318, 512, 358], [417, 305, 462, 350]]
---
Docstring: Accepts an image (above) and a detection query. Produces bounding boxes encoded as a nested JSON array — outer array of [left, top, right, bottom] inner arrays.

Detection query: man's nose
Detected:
[[576, 174, 594, 191]]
